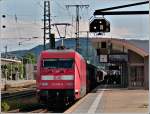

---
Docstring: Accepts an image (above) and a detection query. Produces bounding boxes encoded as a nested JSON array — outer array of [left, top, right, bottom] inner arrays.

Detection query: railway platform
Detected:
[[1, 80, 36, 95], [64, 85, 149, 113]]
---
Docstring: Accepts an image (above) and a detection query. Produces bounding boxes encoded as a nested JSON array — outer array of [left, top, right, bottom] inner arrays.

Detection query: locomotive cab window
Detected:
[[43, 58, 74, 68]]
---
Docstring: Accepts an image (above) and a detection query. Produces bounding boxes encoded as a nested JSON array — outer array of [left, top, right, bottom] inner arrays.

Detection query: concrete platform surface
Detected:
[[1, 80, 36, 92], [65, 86, 149, 113]]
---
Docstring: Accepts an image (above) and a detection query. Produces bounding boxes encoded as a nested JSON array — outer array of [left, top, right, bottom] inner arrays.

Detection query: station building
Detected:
[[1, 58, 21, 65], [1, 58, 22, 81], [91, 38, 149, 89]]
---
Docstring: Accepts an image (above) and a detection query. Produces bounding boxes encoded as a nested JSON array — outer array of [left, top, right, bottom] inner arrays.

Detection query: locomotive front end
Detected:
[[36, 50, 75, 106]]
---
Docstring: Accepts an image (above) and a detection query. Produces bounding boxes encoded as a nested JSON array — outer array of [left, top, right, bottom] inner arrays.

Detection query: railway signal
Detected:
[[89, 1, 149, 34], [89, 17, 110, 33]]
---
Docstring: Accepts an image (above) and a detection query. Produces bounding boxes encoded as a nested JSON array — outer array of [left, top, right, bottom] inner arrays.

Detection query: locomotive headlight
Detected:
[[75, 89, 78, 92], [41, 75, 74, 80], [41, 75, 53, 80], [75, 89, 79, 94], [41, 82, 48, 86], [36, 89, 40, 92]]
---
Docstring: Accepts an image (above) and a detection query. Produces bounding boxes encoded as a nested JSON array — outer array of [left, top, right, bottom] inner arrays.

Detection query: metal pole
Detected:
[[76, 6, 79, 51], [4, 69, 7, 91], [43, 1, 51, 49], [61, 37, 63, 46], [78, 31, 89, 59], [94, 1, 149, 12], [21, 58, 24, 80], [66, 5, 89, 52], [87, 31, 89, 60], [10, 64, 12, 80], [43, 1, 46, 50], [55, 25, 61, 38], [94, 11, 149, 15], [4, 45, 7, 58], [48, 1, 51, 49], [64, 25, 67, 38]]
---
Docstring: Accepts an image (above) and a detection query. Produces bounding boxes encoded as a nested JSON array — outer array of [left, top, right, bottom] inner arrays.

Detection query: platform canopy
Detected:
[[91, 37, 149, 57], [1, 58, 21, 65]]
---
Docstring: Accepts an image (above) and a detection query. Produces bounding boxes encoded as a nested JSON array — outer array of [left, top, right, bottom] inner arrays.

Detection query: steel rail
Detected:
[[29, 108, 48, 113], [7, 109, 20, 113], [1, 90, 36, 100]]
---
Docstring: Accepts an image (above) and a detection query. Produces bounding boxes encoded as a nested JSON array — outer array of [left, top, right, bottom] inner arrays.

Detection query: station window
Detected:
[[101, 42, 107, 48]]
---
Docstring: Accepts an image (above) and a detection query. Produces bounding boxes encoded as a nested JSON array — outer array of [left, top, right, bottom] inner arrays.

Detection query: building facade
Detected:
[[91, 38, 149, 89]]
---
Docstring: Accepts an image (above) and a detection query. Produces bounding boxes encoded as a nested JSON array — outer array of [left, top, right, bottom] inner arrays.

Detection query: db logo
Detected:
[[54, 76, 61, 80]]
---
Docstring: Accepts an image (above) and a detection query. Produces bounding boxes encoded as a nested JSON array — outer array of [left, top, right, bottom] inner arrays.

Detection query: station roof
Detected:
[[91, 38, 149, 57], [1, 58, 21, 65], [127, 39, 149, 54]]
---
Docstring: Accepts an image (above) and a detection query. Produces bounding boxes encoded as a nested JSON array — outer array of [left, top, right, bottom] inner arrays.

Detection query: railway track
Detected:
[[7, 109, 20, 113], [7, 104, 70, 113], [30, 108, 48, 113], [8, 108, 48, 113], [1, 89, 36, 100]]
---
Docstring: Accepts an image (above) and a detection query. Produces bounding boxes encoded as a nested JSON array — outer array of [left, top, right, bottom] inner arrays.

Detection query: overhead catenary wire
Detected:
[[48, 1, 76, 38], [55, 0, 72, 18], [36, 0, 75, 39]]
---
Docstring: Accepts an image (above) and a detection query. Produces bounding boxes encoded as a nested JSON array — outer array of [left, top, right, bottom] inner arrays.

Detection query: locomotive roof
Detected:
[[41, 49, 85, 60], [43, 49, 76, 53]]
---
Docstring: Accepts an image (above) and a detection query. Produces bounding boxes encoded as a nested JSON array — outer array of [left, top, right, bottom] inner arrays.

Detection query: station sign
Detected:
[[109, 54, 128, 62], [100, 55, 108, 63], [109, 65, 120, 70]]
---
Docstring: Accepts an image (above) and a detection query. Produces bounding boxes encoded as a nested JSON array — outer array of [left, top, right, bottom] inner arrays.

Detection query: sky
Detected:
[[0, 0, 149, 52]]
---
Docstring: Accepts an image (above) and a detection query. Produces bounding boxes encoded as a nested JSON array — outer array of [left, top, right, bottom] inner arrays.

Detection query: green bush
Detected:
[[1, 101, 10, 112]]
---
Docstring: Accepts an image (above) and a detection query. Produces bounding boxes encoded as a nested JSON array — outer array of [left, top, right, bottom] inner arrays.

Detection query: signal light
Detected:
[[89, 17, 110, 33]]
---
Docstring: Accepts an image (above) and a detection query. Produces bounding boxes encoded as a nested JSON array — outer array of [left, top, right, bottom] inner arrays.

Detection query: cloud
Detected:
[[0, 15, 148, 52], [1, 18, 42, 38], [0, 18, 43, 52]]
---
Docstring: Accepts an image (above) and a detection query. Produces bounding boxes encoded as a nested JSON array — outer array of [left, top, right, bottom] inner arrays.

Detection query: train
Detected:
[[36, 49, 98, 107]]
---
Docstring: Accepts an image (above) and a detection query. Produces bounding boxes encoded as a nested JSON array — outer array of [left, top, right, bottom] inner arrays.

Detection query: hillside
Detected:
[[2, 38, 98, 65]]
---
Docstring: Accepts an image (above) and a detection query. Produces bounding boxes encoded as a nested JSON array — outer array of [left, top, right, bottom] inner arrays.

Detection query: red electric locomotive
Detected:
[[36, 49, 88, 107]]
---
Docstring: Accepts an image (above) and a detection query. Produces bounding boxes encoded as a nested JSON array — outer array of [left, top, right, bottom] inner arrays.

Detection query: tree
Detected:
[[23, 52, 36, 64]]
